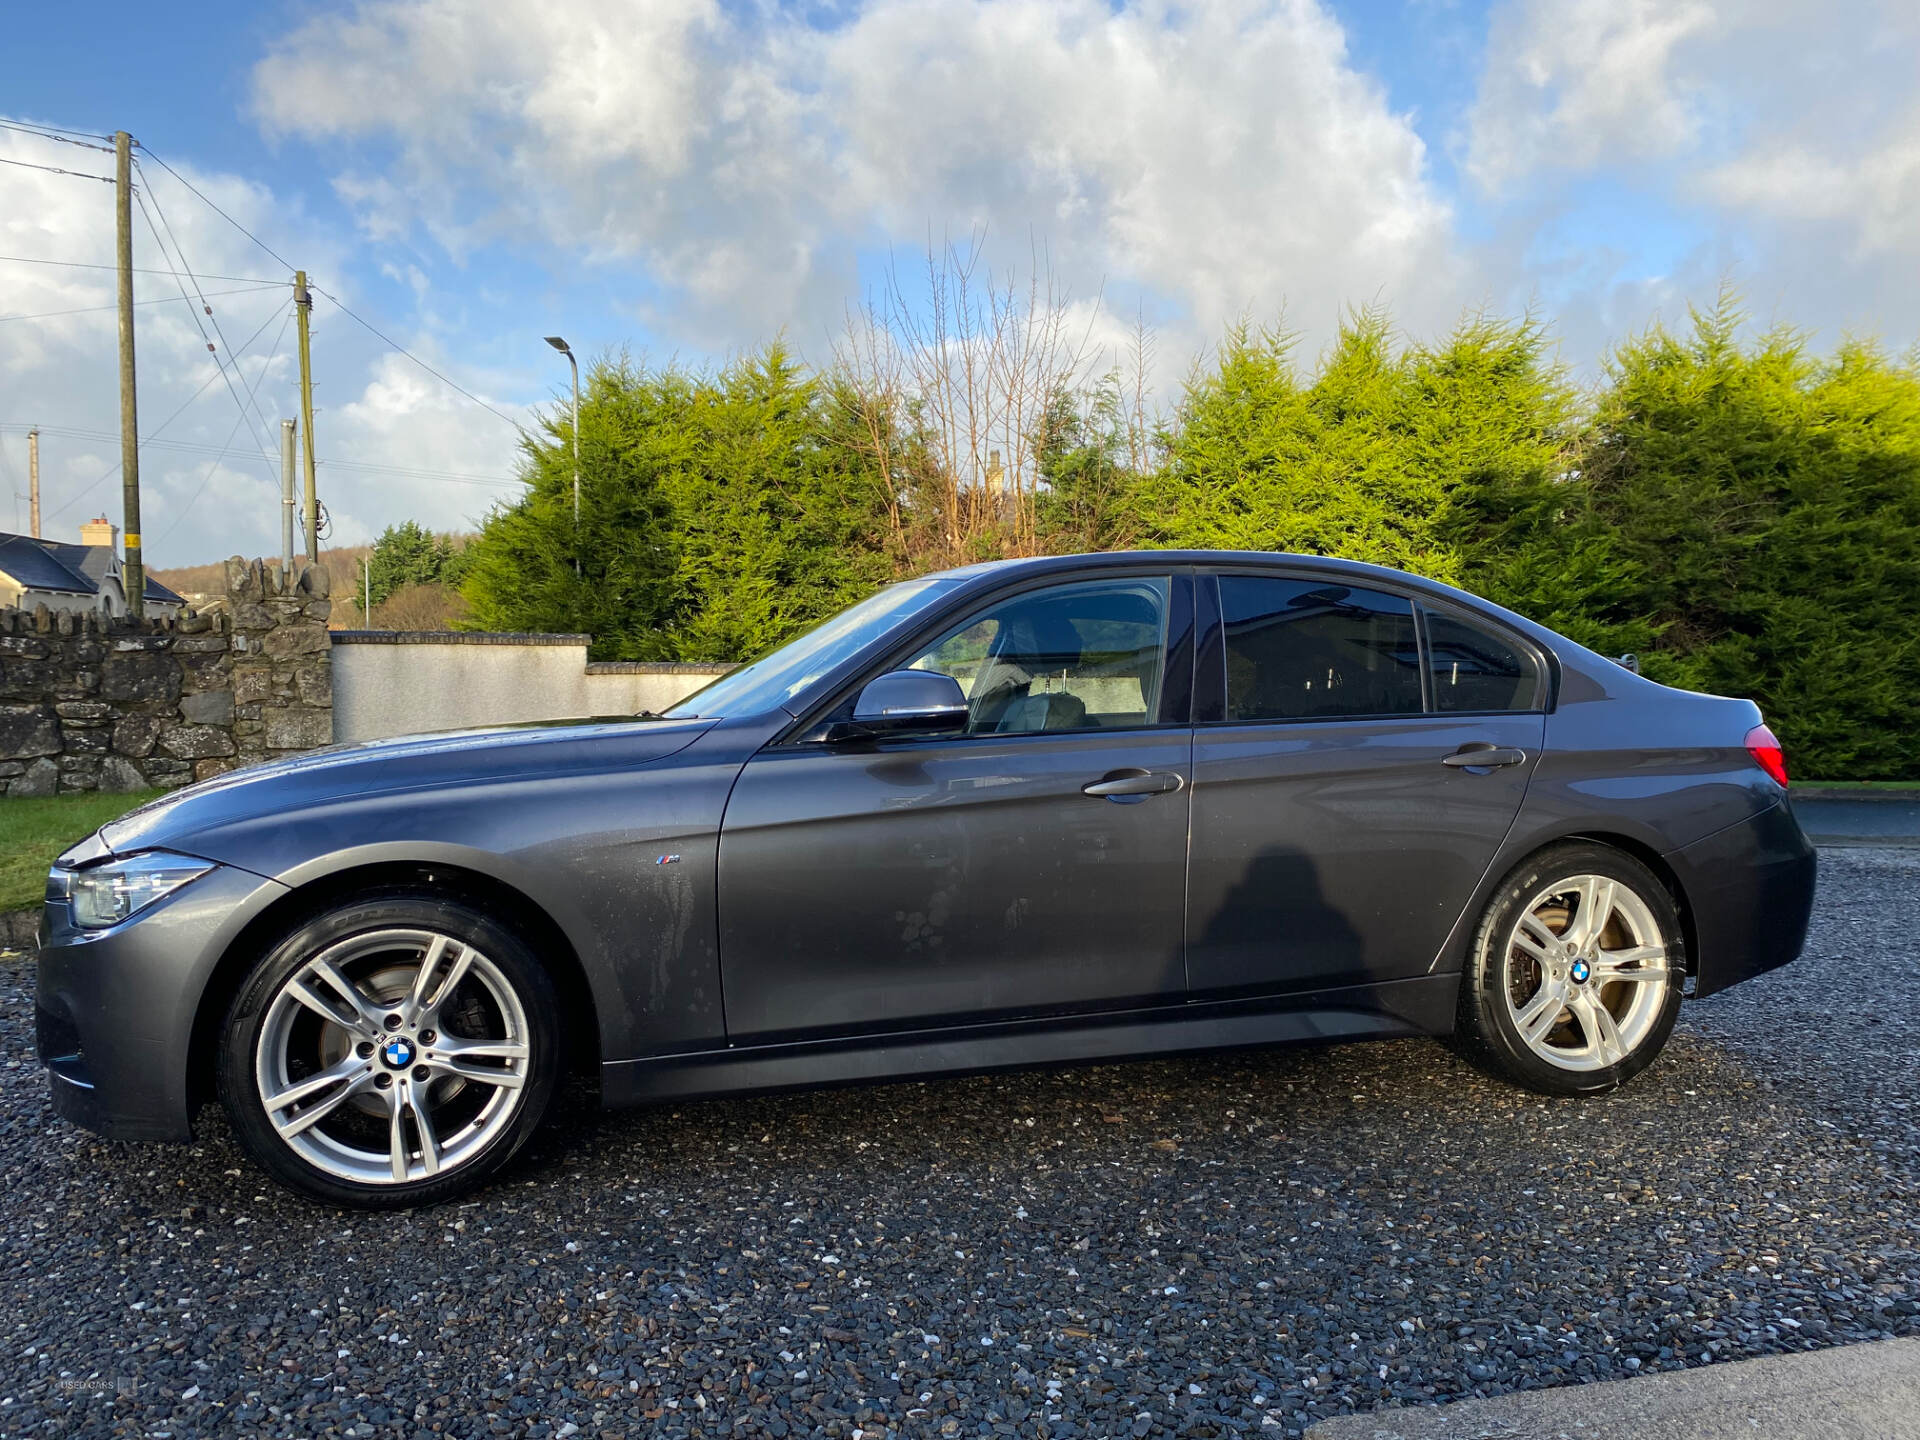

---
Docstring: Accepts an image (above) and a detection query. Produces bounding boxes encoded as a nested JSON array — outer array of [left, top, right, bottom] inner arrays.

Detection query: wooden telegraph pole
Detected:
[[27, 428, 39, 539], [114, 131, 145, 618], [294, 271, 318, 562]]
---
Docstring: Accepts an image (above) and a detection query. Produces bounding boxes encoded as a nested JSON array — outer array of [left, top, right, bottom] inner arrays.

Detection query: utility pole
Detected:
[[115, 131, 144, 618], [280, 419, 297, 587], [27, 427, 40, 539], [294, 271, 318, 562]]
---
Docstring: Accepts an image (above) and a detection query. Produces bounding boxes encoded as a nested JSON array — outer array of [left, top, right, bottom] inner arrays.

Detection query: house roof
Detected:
[[0, 531, 186, 605], [0, 532, 91, 594]]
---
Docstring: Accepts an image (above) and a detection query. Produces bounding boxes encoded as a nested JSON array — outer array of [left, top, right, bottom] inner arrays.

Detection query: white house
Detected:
[[0, 517, 185, 619]]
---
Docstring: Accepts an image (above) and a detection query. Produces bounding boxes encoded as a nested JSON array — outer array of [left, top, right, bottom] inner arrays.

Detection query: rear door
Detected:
[[717, 572, 1196, 1041], [1186, 571, 1546, 997]]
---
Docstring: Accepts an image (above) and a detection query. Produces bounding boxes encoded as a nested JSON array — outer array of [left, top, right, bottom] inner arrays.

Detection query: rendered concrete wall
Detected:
[[330, 632, 730, 743]]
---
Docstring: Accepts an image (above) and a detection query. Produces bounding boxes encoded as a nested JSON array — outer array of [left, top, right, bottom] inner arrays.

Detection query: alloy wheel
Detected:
[[1501, 874, 1672, 1072], [253, 928, 532, 1185]]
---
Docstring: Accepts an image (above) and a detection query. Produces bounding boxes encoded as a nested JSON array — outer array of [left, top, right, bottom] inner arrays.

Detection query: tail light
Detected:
[[1745, 723, 1789, 787]]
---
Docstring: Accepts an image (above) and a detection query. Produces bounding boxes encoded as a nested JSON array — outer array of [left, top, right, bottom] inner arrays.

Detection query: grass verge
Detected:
[[0, 790, 164, 912], [1798, 780, 1920, 792]]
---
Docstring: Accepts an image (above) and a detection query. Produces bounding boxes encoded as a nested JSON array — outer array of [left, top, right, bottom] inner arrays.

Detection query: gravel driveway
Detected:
[[4, 846, 1916, 1439]]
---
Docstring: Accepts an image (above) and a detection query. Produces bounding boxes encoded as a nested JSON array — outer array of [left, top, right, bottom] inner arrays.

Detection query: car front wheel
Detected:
[[1458, 842, 1685, 1095], [218, 894, 561, 1207]]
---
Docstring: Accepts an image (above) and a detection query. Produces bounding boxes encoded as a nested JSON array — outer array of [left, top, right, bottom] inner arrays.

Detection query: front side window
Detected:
[[1424, 609, 1541, 712], [905, 577, 1172, 735], [1219, 576, 1423, 721]]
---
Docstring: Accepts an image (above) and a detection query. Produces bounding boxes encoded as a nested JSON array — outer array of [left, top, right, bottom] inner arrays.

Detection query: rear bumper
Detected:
[[36, 864, 288, 1142], [1668, 797, 1817, 999]]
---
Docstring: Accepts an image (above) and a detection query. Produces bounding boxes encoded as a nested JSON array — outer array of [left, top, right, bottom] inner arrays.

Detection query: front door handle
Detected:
[[1442, 745, 1528, 770], [1083, 768, 1185, 798]]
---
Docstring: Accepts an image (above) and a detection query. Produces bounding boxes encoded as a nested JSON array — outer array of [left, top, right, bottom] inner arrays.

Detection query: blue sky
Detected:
[[4, 0, 1917, 566]]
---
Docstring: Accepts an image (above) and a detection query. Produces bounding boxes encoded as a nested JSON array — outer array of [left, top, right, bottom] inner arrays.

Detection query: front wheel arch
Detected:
[[188, 861, 598, 1120]]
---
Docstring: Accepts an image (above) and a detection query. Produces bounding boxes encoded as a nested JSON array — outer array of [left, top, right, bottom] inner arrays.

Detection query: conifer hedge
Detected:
[[463, 301, 1920, 778]]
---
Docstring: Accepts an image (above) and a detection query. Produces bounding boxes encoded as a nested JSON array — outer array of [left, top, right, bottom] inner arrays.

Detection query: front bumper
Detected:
[[36, 864, 289, 1142], [1669, 797, 1817, 999]]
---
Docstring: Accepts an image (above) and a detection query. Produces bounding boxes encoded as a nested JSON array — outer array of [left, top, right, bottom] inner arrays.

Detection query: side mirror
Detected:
[[828, 670, 969, 741]]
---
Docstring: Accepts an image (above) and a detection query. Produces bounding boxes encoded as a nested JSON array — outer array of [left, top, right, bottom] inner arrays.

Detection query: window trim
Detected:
[[1416, 597, 1555, 717], [778, 567, 1196, 746], [1194, 565, 1554, 728]]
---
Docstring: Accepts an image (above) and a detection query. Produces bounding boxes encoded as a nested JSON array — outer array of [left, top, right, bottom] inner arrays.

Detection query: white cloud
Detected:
[[1706, 108, 1920, 261], [1464, 0, 1715, 192], [1462, 0, 1920, 355], [251, 0, 1461, 356]]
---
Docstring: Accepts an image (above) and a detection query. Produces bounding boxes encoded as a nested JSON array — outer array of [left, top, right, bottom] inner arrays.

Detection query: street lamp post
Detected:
[[545, 336, 580, 576]]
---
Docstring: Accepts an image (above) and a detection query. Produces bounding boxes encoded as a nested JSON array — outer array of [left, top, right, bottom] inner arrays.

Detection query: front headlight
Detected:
[[62, 851, 215, 930]]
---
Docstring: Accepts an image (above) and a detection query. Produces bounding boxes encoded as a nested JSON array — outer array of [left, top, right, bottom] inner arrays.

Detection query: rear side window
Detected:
[[1219, 576, 1423, 721], [1424, 608, 1541, 712]]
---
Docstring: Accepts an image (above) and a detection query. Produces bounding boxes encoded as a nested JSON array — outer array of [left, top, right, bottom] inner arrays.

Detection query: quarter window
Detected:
[[1219, 576, 1423, 721], [1424, 609, 1540, 712], [905, 578, 1171, 734]]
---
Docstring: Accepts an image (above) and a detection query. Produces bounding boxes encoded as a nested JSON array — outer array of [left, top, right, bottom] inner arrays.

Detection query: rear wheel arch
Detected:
[[1454, 836, 1688, 1093], [187, 861, 599, 1117], [1562, 830, 1696, 980]]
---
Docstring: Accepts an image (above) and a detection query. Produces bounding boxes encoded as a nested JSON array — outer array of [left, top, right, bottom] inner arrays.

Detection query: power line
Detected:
[[0, 117, 113, 145], [133, 142, 297, 274], [6, 424, 525, 491], [0, 254, 285, 284], [0, 154, 113, 184], [156, 305, 299, 547], [131, 179, 280, 473], [310, 284, 525, 432], [31, 297, 293, 524], [0, 283, 285, 324], [19, 137, 524, 437]]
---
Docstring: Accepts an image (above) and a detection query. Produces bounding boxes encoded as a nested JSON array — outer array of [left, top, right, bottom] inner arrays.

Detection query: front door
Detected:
[[718, 574, 1193, 1041], [1186, 573, 1545, 997]]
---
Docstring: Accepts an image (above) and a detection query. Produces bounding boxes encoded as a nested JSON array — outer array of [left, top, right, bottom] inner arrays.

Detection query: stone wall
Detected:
[[0, 560, 333, 797]]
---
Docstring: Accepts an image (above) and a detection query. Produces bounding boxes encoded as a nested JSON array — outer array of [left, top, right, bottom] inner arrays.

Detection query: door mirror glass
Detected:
[[904, 577, 1172, 735], [834, 670, 970, 739]]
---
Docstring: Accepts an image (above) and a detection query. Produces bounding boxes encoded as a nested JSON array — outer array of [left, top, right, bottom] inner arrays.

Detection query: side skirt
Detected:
[[601, 973, 1458, 1107]]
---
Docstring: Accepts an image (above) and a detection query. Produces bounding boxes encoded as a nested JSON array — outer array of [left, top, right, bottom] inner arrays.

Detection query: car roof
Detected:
[[932, 549, 1470, 601]]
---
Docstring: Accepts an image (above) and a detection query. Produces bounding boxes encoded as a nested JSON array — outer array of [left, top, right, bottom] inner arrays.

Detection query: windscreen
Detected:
[[664, 579, 961, 719]]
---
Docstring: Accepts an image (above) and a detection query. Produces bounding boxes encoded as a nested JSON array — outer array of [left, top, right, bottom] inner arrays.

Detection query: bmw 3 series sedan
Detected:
[[36, 552, 1816, 1207]]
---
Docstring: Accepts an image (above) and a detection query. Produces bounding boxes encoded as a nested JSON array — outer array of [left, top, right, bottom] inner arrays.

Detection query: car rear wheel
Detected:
[[1457, 842, 1685, 1095], [218, 894, 561, 1207]]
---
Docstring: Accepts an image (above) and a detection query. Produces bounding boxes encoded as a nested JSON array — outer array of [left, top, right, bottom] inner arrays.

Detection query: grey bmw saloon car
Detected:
[[36, 552, 1816, 1207]]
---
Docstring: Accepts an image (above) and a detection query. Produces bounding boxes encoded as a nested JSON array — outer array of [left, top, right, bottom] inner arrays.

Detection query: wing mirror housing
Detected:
[[826, 670, 970, 742]]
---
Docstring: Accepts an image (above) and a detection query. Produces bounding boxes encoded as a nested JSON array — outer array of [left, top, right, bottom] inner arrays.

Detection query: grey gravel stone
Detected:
[[0, 845, 1914, 1439]]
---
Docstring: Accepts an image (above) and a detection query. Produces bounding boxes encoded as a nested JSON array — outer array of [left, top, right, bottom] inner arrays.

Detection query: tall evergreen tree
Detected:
[[1467, 296, 1920, 777], [460, 348, 898, 662], [1140, 310, 1571, 583]]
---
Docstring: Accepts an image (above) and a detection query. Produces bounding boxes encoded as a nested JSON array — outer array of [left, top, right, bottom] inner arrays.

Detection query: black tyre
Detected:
[[218, 892, 561, 1208], [1457, 842, 1685, 1096]]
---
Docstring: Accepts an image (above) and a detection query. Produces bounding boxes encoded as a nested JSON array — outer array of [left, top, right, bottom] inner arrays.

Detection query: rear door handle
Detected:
[[1083, 769, 1185, 798], [1442, 745, 1528, 769]]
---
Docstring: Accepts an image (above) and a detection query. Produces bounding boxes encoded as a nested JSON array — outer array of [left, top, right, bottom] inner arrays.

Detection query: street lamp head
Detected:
[[544, 336, 572, 355]]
